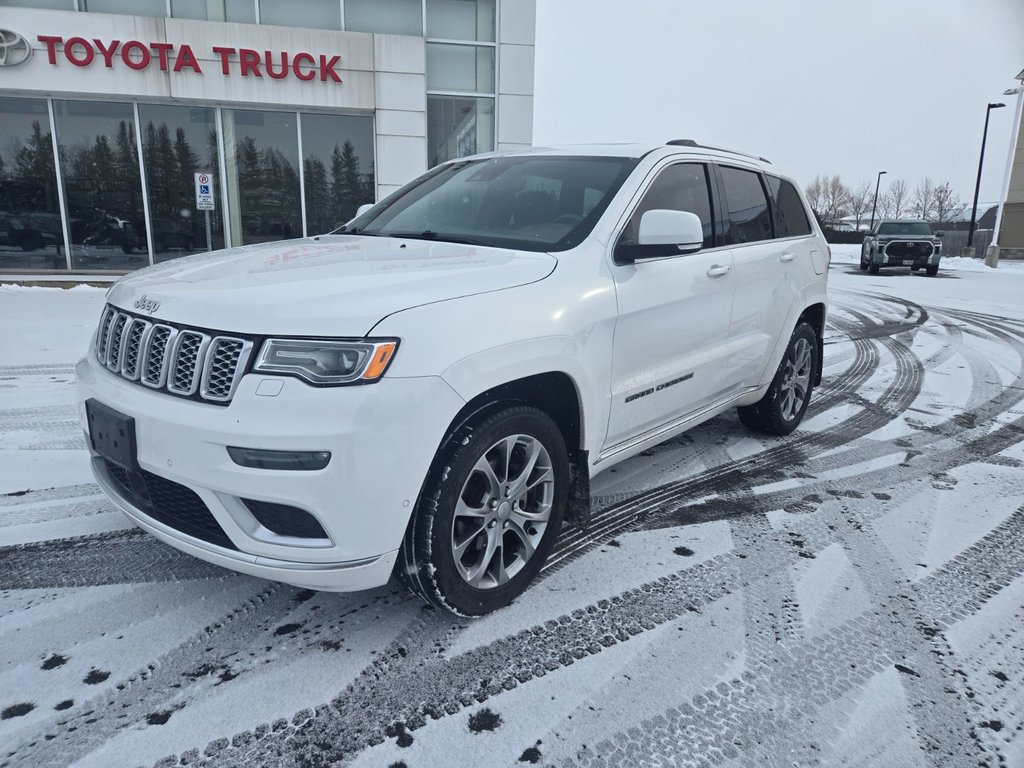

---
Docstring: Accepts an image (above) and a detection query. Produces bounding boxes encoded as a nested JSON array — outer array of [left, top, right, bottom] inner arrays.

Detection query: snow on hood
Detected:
[[105, 235, 557, 337]]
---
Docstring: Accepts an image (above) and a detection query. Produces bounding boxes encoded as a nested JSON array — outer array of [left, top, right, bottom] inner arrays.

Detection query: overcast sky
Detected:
[[533, 0, 1024, 208]]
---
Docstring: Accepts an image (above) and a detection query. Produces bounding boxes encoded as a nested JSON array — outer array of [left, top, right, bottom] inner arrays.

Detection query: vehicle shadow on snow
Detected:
[[838, 265, 961, 280]]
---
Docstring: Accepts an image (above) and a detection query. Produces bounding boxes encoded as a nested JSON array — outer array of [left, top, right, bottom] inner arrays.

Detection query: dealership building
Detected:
[[0, 0, 536, 272], [995, 68, 1024, 260]]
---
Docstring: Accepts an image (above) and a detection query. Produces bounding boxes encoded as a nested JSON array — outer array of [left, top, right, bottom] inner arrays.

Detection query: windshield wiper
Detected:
[[386, 230, 486, 246], [334, 227, 389, 236]]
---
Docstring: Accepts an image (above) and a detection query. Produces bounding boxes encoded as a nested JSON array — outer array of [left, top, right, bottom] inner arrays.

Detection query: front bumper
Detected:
[[875, 240, 940, 267], [76, 353, 465, 591]]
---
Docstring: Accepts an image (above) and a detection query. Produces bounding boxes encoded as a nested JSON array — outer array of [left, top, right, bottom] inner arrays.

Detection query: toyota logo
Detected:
[[0, 30, 32, 67]]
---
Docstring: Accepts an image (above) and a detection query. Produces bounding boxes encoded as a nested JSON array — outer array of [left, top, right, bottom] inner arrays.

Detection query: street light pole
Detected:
[[869, 170, 887, 229], [967, 102, 1006, 250]]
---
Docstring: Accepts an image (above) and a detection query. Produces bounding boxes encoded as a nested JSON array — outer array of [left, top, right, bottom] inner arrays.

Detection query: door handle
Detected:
[[779, 252, 795, 263], [706, 264, 732, 278]]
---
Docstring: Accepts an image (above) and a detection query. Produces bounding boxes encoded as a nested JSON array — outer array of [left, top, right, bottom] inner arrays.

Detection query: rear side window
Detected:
[[767, 176, 813, 238], [620, 163, 714, 249], [718, 166, 773, 245]]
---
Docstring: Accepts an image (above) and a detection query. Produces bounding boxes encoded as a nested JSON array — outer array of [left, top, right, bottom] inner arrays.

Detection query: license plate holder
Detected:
[[86, 399, 138, 470]]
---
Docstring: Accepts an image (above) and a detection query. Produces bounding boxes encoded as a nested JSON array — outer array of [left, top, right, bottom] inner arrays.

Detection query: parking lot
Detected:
[[2, 252, 1024, 768]]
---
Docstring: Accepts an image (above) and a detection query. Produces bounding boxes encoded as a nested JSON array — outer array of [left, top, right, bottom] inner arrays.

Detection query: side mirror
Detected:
[[616, 209, 705, 264], [935, 230, 945, 238], [355, 203, 374, 218]]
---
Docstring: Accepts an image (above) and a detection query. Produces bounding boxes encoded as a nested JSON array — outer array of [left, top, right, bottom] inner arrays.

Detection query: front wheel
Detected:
[[926, 265, 938, 276], [737, 322, 817, 436], [859, 245, 869, 271], [399, 406, 570, 616], [868, 263, 879, 275]]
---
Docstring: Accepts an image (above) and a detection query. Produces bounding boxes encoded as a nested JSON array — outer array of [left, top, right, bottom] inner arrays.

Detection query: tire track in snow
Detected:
[[545, 298, 927, 574], [156, 502, 1024, 768], [0, 530, 229, 590]]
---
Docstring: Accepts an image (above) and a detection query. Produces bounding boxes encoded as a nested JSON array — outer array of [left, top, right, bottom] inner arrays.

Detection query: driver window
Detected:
[[620, 163, 714, 248]]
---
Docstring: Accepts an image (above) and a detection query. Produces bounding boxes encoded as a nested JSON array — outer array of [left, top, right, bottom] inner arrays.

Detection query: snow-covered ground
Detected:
[[3, 256, 1024, 767]]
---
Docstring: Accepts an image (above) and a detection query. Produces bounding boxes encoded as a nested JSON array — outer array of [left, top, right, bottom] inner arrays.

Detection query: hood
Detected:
[[106, 235, 557, 336]]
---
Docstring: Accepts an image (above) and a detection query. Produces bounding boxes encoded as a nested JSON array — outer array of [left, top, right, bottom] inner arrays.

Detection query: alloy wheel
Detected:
[[451, 434, 554, 589], [780, 337, 812, 421]]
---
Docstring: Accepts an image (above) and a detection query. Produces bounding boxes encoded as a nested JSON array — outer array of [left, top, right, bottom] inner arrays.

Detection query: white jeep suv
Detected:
[[77, 140, 829, 616]]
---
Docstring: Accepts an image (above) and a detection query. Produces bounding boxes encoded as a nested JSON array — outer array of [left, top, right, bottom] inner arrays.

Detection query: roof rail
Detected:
[[666, 139, 771, 164]]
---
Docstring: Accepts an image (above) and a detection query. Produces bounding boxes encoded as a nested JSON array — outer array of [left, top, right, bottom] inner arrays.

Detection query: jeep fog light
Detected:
[[227, 447, 332, 471], [254, 338, 398, 385]]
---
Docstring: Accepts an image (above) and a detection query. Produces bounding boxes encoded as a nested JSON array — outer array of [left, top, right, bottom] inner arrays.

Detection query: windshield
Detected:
[[336, 155, 639, 252], [878, 221, 932, 236]]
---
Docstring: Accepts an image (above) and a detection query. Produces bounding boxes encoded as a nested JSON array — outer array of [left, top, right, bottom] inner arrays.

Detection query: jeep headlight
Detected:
[[253, 339, 398, 385]]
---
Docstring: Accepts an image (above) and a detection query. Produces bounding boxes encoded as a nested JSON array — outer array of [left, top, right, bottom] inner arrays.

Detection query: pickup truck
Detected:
[[860, 219, 943, 276]]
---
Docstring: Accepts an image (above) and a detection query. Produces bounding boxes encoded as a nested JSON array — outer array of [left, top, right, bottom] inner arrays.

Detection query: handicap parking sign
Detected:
[[194, 172, 215, 211]]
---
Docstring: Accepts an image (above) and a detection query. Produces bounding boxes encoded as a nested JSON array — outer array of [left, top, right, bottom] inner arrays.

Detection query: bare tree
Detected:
[[932, 181, 965, 223], [805, 175, 825, 217], [847, 181, 873, 230], [809, 175, 849, 225], [912, 177, 936, 220], [883, 178, 910, 219]]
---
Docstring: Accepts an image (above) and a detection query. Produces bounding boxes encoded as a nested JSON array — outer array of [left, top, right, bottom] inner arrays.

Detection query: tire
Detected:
[[926, 265, 938, 276], [868, 263, 879, 275], [737, 323, 817, 437], [399, 405, 570, 616], [859, 245, 869, 271]]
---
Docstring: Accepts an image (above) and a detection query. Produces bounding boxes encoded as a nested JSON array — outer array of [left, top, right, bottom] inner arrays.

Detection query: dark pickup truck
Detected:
[[860, 220, 943, 276]]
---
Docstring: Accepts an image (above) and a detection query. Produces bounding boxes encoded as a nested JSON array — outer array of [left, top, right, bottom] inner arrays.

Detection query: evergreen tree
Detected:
[[174, 127, 199, 182], [92, 135, 116, 212], [113, 120, 141, 223], [331, 141, 363, 222], [14, 121, 58, 214], [303, 155, 329, 233], [143, 122, 177, 219]]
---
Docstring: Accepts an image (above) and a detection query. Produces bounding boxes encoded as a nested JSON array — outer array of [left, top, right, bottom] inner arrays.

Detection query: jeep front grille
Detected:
[[94, 305, 253, 405]]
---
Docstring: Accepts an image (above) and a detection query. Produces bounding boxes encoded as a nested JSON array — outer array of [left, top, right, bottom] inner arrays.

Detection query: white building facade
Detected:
[[0, 0, 535, 272]]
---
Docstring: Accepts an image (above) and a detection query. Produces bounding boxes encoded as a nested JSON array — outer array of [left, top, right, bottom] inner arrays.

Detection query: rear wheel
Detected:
[[738, 323, 817, 437], [868, 263, 879, 275], [399, 406, 569, 616]]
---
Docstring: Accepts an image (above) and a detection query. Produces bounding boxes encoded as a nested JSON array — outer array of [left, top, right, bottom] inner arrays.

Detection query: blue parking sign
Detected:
[[200, 185, 210, 195]]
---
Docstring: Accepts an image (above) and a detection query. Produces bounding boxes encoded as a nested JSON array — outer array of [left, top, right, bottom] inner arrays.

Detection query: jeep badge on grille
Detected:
[[134, 295, 161, 314]]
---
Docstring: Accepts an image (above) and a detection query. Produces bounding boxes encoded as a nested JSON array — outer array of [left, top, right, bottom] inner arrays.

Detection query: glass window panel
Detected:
[[426, 44, 494, 93], [621, 163, 714, 250], [0, 0, 74, 9], [427, 95, 493, 166], [300, 112, 375, 234], [719, 165, 772, 245], [139, 104, 224, 263], [54, 100, 149, 271], [171, 0, 257, 23], [0, 97, 64, 270], [344, 0, 422, 36], [259, 0, 339, 28], [222, 109, 301, 246], [83, 0, 167, 17], [767, 176, 812, 238], [426, 0, 495, 41]]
